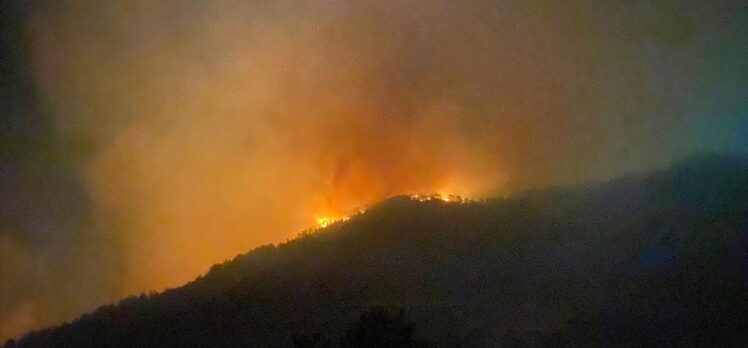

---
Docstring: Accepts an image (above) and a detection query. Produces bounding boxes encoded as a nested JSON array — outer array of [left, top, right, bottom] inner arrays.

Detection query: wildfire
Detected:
[[315, 216, 350, 228], [312, 193, 470, 230], [408, 193, 470, 203]]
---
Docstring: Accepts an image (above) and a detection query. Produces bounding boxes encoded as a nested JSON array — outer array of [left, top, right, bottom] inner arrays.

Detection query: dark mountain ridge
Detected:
[[6, 153, 748, 347]]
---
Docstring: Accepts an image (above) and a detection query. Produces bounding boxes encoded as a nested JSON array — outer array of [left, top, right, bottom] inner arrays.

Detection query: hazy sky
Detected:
[[1, 0, 747, 340]]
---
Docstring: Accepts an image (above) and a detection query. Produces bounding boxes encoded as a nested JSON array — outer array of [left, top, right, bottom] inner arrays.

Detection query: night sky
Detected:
[[1, 0, 747, 340]]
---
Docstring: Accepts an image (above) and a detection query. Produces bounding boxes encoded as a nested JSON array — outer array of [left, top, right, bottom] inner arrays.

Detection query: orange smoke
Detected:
[[0, 303, 36, 342], [83, 97, 501, 295], [31, 0, 512, 299], [5, 0, 743, 341]]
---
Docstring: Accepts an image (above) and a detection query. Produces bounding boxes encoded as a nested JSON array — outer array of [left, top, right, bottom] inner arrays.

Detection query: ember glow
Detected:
[[408, 193, 471, 203], [315, 216, 350, 229], [313, 192, 469, 229], [2, 0, 746, 341]]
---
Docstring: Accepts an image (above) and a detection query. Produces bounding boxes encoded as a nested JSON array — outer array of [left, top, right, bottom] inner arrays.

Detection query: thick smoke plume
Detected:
[[1, 0, 746, 341]]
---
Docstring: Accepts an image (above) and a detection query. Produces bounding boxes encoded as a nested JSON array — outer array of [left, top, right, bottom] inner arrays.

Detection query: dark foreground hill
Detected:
[[6, 153, 748, 347]]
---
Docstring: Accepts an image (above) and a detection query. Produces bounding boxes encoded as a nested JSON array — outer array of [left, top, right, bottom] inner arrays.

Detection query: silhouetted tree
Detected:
[[341, 307, 432, 348], [292, 308, 433, 348], [292, 333, 332, 348]]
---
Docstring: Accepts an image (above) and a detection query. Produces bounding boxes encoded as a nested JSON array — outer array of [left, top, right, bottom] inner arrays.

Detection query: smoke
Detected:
[[0, 237, 35, 341], [30, 0, 515, 296], [1, 0, 746, 341]]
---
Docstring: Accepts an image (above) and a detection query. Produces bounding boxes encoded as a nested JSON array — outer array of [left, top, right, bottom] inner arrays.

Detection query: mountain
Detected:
[[5, 153, 748, 347]]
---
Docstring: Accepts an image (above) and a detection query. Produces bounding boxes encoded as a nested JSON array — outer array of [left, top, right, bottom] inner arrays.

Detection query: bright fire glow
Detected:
[[312, 193, 470, 229], [316, 216, 347, 228], [408, 193, 470, 203]]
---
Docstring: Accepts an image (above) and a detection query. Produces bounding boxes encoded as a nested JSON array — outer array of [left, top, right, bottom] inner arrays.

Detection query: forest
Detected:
[[5, 153, 748, 347]]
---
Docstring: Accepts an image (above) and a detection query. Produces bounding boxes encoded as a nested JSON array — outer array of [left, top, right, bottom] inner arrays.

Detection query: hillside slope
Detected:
[[6, 153, 748, 347]]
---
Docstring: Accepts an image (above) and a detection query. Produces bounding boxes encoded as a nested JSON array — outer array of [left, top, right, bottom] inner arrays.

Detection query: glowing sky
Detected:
[[1, 0, 747, 341]]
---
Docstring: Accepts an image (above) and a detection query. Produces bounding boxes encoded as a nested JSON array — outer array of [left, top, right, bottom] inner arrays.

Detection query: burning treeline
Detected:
[[3, 0, 733, 341]]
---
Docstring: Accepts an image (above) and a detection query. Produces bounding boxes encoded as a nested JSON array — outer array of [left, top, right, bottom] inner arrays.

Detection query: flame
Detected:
[[315, 216, 348, 228], [311, 192, 470, 229], [59, 0, 506, 301], [408, 193, 470, 203]]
